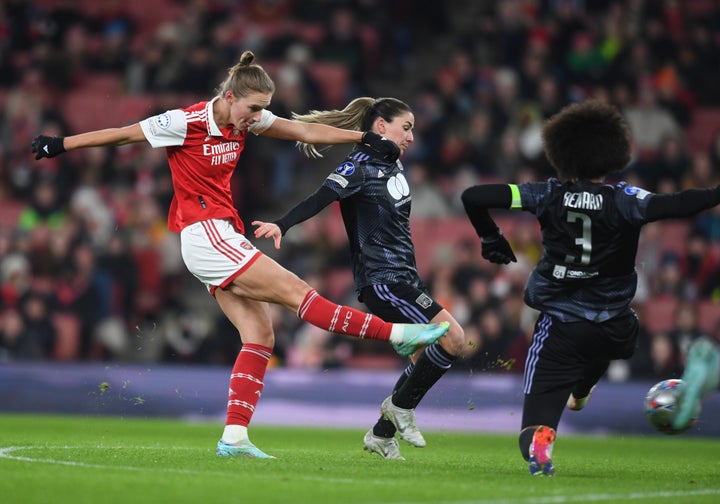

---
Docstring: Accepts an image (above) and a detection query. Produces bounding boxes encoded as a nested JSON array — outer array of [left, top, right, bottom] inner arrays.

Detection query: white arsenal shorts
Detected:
[[180, 219, 262, 295]]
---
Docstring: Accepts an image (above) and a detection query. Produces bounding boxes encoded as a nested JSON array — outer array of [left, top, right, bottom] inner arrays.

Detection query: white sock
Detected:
[[221, 425, 248, 444], [389, 324, 405, 344]]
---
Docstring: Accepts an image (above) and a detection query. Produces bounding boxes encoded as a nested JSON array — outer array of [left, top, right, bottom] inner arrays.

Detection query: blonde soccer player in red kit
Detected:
[[32, 50, 448, 458]]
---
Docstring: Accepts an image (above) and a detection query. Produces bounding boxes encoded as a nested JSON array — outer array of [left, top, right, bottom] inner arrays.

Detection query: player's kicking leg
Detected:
[[672, 336, 720, 430]]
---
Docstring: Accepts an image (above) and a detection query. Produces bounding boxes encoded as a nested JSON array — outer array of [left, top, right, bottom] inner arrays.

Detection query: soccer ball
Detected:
[[643, 379, 700, 435]]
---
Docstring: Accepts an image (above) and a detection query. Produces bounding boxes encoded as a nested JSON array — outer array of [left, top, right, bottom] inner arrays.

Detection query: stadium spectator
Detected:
[[692, 204, 720, 244], [55, 241, 108, 359], [461, 100, 720, 476], [645, 133, 690, 191], [632, 330, 683, 380], [0, 253, 31, 309], [682, 151, 717, 191], [31, 51, 448, 459], [253, 97, 466, 460], [96, 230, 138, 325], [623, 78, 682, 155], [17, 289, 57, 359], [405, 162, 452, 219], [678, 229, 720, 298], [0, 307, 44, 361], [17, 176, 67, 232], [317, 6, 369, 97], [668, 301, 706, 366], [458, 306, 515, 372]]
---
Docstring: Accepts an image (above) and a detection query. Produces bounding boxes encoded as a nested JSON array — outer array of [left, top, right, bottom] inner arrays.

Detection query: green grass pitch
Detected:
[[1, 414, 718, 504]]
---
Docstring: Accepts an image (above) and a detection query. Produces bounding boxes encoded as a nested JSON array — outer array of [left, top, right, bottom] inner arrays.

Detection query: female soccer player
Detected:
[[253, 97, 466, 460], [461, 100, 720, 476], [31, 51, 448, 459]]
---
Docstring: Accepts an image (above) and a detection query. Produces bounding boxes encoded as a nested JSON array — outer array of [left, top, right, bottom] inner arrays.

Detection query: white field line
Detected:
[[0, 445, 355, 483], [2, 446, 719, 502]]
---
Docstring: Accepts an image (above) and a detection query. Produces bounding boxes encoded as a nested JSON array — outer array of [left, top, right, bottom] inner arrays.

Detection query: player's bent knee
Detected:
[[242, 329, 275, 348], [440, 327, 466, 357]]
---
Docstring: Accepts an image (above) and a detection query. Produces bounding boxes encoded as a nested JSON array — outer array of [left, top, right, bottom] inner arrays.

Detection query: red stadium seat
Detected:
[[73, 72, 123, 94], [642, 296, 680, 334], [658, 220, 691, 256], [61, 91, 155, 134], [697, 300, 720, 335], [323, 267, 354, 301], [306, 63, 349, 109], [684, 107, 720, 154], [0, 200, 25, 230]]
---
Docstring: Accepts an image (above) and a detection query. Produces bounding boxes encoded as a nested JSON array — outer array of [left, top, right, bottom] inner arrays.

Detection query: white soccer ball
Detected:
[[643, 379, 700, 435]]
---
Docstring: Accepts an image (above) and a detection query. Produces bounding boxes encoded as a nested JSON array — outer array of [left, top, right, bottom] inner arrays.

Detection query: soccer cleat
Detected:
[[672, 337, 720, 431], [380, 396, 426, 447], [528, 426, 555, 476], [567, 385, 596, 411], [216, 439, 276, 459], [363, 429, 405, 460], [392, 321, 449, 357]]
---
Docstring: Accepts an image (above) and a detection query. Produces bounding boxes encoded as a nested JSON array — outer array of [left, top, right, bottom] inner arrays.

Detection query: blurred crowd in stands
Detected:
[[1, 0, 719, 383]]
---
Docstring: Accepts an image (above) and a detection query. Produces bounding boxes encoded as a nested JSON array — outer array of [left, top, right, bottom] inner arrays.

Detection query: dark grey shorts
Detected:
[[523, 310, 639, 395], [359, 283, 444, 324]]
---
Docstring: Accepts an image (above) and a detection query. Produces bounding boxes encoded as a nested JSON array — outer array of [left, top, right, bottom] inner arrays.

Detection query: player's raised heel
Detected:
[[567, 385, 596, 411], [216, 439, 275, 459], [528, 426, 555, 476], [380, 396, 426, 447], [392, 321, 449, 357], [672, 337, 720, 430], [363, 429, 405, 460]]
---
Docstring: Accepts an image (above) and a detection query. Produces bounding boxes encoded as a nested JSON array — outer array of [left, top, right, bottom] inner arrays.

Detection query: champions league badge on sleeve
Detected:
[[328, 162, 355, 188], [624, 186, 650, 199], [336, 162, 355, 176]]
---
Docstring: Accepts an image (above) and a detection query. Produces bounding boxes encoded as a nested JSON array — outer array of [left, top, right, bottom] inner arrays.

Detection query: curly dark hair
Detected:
[[542, 100, 632, 180]]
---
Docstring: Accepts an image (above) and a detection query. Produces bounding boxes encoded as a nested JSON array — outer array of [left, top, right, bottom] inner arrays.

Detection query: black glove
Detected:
[[31, 135, 66, 160], [481, 231, 517, 265], [361, 131, 400, 162]]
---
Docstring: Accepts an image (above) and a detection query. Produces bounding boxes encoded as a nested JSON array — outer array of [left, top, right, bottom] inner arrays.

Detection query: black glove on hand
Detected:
[[32, 136, 66, 160], [361, 131, 400, 162], [481, 231, 517, 265]]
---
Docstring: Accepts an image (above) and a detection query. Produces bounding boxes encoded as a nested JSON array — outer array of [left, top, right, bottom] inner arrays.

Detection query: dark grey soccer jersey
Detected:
[[518, 178, 654, 323], [322, 147, 421, 290]]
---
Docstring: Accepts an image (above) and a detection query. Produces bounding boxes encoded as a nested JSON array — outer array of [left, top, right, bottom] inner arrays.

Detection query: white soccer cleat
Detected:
[[363, 429, 405, 460], [380, 396, 426, 447]]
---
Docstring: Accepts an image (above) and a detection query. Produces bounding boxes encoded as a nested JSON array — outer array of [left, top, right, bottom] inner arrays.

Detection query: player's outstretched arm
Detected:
[[253, 185, 339, 248], [261, 117, 399, 160], [32, 124, 146, 159], [645, 185, 720, 221], [462, 184, 517, 264]]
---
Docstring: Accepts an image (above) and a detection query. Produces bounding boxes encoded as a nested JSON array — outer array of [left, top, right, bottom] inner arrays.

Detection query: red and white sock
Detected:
[[297, 289, 392, 341], [221, 343, 272, 443]]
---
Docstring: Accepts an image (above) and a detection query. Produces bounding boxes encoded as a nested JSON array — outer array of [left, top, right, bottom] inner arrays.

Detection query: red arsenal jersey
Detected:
[[139, 98, 276, 233]]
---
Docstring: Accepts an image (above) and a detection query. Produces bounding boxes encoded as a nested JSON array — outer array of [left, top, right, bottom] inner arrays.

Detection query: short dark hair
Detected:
[[542, 100, 632, 180]]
